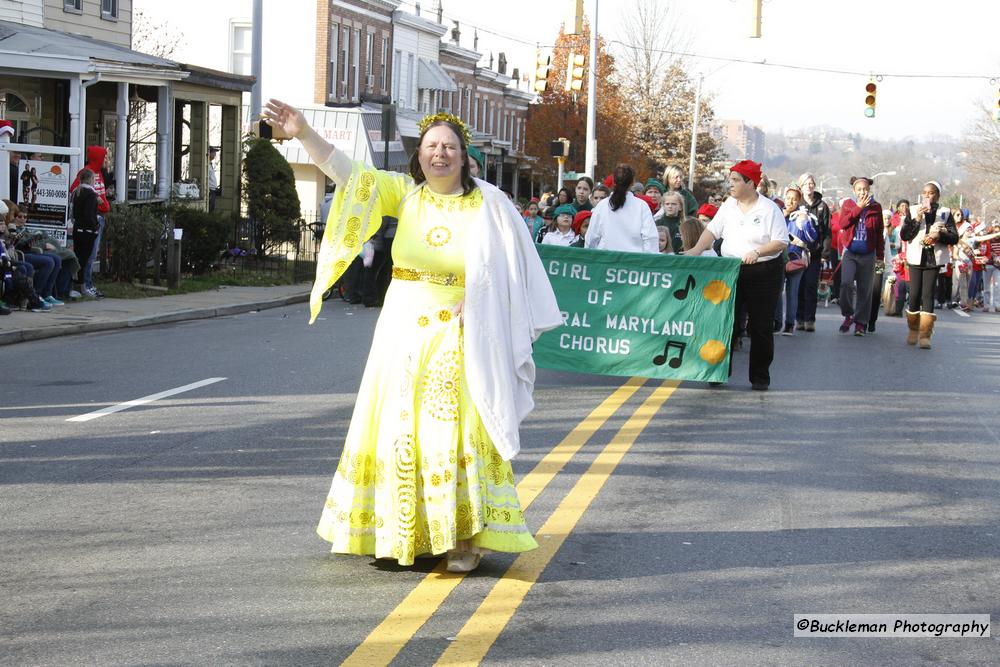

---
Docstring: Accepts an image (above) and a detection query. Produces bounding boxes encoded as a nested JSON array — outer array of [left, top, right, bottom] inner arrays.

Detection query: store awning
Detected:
[[417, 58, 457, 92]]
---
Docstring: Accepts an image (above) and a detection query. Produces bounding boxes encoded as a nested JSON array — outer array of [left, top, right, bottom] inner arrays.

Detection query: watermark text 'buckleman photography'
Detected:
[[794, 614, 990, 638]]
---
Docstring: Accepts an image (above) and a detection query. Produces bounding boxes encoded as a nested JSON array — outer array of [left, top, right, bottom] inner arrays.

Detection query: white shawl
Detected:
[[463, 179, 563, 460]]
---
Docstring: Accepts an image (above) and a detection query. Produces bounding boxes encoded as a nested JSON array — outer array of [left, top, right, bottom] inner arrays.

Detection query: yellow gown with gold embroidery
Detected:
[[316, 184, 538, 566]]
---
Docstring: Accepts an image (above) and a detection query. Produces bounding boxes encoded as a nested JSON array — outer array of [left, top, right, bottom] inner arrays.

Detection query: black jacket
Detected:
[[72, 186, 100, 236], [805, 191, 832, 256]]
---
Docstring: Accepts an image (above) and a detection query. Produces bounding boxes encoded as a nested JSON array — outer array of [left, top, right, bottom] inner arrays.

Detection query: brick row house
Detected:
[[310, 0, 539, 201]]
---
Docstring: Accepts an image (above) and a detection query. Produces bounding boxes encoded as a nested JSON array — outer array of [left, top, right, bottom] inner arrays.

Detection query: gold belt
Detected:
[[391, 267, 465, 287]]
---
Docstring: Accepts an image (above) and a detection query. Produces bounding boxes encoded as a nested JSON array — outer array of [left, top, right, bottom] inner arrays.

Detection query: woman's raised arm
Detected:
[[262, 99, 352, 185]]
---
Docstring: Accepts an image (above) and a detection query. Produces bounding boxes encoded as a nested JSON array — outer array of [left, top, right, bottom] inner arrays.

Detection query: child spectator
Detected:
[[540, 204, 579, 246], [71, 168, 102, 296]]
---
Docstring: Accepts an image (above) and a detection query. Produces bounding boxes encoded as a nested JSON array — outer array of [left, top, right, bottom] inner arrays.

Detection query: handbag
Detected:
[[786, 236, 810, 273], [785, 250, 809, 274]]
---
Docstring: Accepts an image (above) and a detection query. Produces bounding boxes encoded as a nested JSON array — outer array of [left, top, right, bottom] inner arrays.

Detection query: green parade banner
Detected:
[[533, 244, 742, 383]]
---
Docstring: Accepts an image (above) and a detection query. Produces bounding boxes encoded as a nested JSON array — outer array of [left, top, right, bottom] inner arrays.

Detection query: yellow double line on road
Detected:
[[342, 376, 678, 666]]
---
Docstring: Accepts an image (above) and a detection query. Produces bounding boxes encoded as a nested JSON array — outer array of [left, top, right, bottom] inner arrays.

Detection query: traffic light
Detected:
[[864, 81, 877, 118], [533, 51, 551, 93], [565, 52, 586, 92]]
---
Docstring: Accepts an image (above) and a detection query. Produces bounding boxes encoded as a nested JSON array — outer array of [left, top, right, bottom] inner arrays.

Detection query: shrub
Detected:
[[243, 137, 302, 255], [168, 205, 231, 274], [103, 203, 167, 282]]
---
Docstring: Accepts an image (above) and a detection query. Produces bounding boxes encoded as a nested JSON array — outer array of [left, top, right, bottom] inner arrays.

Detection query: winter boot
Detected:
[[918, 312, 936, 349], [906, 310, 920, 346]]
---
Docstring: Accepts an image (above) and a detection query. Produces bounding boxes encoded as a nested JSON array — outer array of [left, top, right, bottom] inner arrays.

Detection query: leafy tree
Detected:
[[524, 21, 633, 186], [243, 137, 302, 255]]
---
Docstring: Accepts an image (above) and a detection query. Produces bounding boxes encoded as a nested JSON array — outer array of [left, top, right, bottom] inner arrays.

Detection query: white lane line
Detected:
[[953, 308, 971, 318], [67, 377, 227, 422]]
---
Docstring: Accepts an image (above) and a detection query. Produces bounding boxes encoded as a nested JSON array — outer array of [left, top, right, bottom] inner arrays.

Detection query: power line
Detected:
[[604, 40, 997, 81], [393, 4, 997, 82]]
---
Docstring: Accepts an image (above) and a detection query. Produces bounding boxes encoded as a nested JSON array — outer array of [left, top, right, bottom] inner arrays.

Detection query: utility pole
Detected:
[[584, 0, 598, 179], [250, 0, 263, 120]]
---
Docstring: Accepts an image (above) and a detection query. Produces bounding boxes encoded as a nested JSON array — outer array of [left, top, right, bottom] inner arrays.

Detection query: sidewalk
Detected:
[[0, 284, 311, 346]]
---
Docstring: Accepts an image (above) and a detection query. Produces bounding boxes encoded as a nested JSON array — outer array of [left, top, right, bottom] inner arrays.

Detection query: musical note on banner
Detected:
[[652, 340, 686, 368], [673, 274, 696, 300]]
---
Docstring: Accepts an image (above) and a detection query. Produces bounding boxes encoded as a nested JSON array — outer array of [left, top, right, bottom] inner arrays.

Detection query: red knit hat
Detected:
[[730, 160, 762, 186], [603, 173, 615, 188], [697, 203, 718, 219], [572, 210, 592, 235], [0, 120, 14, 139]]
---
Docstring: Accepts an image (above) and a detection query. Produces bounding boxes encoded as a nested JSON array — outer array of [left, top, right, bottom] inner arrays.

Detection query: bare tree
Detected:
[[615, 0, 687, 97], [610, 0, 724, 188], [962, 104, 1000, 218], [128, 11, 187, 172]]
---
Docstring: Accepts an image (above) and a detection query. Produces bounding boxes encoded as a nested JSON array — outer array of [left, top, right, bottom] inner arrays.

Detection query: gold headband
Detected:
[[418, 112, 473, 147]]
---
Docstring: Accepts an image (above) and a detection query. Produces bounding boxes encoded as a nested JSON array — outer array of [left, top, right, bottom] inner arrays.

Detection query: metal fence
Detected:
[[221, 211, 324, 283]]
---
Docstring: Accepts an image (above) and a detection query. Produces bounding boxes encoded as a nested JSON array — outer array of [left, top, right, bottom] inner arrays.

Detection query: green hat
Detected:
[[553, 204, 577, 220], [467, 144, 485, 174], [644, 178, 666, 194]]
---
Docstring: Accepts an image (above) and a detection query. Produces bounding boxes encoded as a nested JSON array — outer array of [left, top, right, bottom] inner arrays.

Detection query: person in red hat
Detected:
[[687, 160, 788, 390], [697, 203, 718, 223], [570, 209, 591, 247]]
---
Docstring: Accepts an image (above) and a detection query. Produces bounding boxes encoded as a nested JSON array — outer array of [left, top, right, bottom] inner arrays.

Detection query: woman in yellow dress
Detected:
[[263, 100, 562, 572]]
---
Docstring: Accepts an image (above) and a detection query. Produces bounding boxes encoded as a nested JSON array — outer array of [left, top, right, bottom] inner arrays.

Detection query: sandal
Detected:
[[446, 551, 482, 573]]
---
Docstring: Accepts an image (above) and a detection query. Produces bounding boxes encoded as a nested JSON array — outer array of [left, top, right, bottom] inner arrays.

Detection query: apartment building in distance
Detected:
[[712, 119, 766, 164]]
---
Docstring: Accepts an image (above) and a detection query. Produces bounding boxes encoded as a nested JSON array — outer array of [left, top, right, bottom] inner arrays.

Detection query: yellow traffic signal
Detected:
[[534, 51, 551, 93], [565, 52, 586, 92], [864, 81, 877, 118]]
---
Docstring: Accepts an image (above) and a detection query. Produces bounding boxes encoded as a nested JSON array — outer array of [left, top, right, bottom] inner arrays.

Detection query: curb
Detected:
[[0, 291, 310, 346]]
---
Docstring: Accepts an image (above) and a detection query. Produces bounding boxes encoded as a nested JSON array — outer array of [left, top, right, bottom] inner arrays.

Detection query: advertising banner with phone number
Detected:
[[532, 244, 741, 383], [16, 159, 70, 246]]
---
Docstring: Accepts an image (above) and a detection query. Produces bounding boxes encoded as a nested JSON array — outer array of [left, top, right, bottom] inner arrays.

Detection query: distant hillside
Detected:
[[763, 126, 966, 206]]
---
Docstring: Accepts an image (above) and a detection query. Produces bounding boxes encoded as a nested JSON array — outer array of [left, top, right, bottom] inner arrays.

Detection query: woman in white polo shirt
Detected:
[[688, 160, 788, 390]]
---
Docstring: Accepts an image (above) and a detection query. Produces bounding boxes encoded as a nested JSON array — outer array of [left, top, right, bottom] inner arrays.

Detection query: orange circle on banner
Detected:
[[49, 165, 62, 175], [703, 280, 732, 304], [699, 339, 727, 365]]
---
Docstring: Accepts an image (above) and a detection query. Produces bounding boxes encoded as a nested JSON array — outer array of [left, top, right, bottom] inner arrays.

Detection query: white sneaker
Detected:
[[69, 290, 82, 299], [84, 286, 98, 297]]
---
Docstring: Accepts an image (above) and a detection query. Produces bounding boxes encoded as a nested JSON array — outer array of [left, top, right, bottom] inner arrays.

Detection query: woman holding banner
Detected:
[[263, 100, 561, 573], [688, 160, 788, 390]]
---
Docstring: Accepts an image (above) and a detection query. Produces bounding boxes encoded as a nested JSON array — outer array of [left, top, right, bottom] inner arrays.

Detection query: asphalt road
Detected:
[[1, 300, 998, 666]]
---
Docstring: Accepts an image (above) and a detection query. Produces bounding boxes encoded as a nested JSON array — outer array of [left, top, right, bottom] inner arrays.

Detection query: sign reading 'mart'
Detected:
[[533, 245, 741, 383]]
